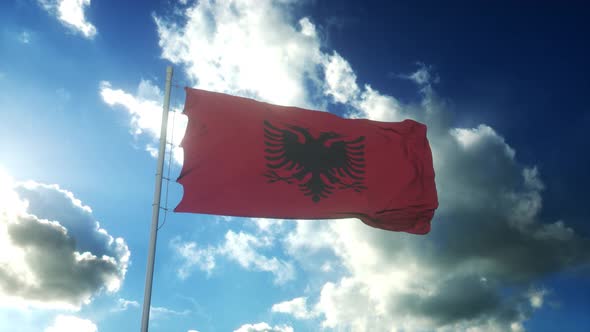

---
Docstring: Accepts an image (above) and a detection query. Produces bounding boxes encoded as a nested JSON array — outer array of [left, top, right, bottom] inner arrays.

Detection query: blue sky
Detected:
[[1, 1, 589, 331]]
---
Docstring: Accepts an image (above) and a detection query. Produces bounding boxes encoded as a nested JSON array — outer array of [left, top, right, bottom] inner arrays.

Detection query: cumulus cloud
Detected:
[[100, 80, 187, 164], [44, 315, 97, 332], [115, 1, 589, 331], [220, 230, 295, 284], [0, 170, 129, 309], [271, 297, 317, 319], [279, 65, 590, 330], [234, 322, 293, 332], [102, 0, 328, 164], [154, 0, 323, 108], [323, 52, 360, 103], [171, 230, 295, 284], [38, 0, 97, 38], [253, 218, 285, 234], [170, 237, 216, 278]]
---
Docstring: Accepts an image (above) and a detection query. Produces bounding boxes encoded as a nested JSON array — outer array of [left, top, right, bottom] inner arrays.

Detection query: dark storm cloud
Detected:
[[0, 181, 129, 308], [286, 76, 590, 330]]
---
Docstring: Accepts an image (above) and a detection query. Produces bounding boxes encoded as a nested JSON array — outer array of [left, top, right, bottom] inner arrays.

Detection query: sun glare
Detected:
[[0, 166, 27, 215]]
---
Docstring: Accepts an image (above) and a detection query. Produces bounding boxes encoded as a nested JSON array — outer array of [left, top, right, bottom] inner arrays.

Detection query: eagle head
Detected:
[[319, 131, 342, 141]]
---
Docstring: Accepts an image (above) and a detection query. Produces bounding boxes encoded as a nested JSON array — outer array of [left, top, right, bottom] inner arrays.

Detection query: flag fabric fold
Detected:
[[175, 88, 438, 234]]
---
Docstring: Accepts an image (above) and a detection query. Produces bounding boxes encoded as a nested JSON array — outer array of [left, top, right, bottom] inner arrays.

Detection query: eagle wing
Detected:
[[325, 136, 366, 181], [263, 120, 307, 172]]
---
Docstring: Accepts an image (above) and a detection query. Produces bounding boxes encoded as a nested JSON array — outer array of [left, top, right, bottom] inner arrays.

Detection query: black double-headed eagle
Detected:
[[263, 120, 366, 202]]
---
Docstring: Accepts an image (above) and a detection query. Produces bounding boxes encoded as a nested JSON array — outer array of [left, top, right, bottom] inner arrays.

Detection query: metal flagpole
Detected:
[[140, 65, 173, 332]]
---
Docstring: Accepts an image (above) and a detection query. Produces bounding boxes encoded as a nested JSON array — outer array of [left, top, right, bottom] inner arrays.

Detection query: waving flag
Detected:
[[175, 88, 438, 234]]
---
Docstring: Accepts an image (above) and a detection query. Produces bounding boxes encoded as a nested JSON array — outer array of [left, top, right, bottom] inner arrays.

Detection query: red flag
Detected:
[[175, 88, 438, 234]]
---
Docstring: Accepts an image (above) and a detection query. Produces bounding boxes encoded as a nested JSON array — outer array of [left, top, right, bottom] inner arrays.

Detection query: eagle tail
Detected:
[[299, 173, 334, 202]]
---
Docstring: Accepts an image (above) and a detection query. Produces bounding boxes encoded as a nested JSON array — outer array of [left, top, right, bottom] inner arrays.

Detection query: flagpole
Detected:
[[140, 65, 173, 332]]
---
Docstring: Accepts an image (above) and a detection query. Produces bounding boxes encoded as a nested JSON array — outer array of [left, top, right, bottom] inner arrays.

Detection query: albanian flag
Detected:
[[175, 88, 438, 234]]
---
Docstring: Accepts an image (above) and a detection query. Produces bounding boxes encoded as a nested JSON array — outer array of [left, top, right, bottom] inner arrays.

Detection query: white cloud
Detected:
[[511, 322, 526, 332], [154, 0, 323, 108], [403, 62, 440, 86], [105, 0, 334, 164], [0, 169, 130, 310], [188, 330, 201, 332], [451, 125, 515, 159], [322, 52, 360, 103], [171, 230, 295, 284], [284, 219, 337, 255], [220, 230, 295, 284], [271, 297, 317, 319], [38, 0, 97, 38], [149, 305, 190, 320], [170, 237, 216, 278], [320, 262, 333, 272], [99, 81, 162, 137], [253, 218, 284, 234], [528, 289, 546, 309], [45, 315, 97, 332], [234, 322, 293, 332], [100, 80, 187, 164], [354, 85, 405, 121], [112, 298, 140, 312]]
